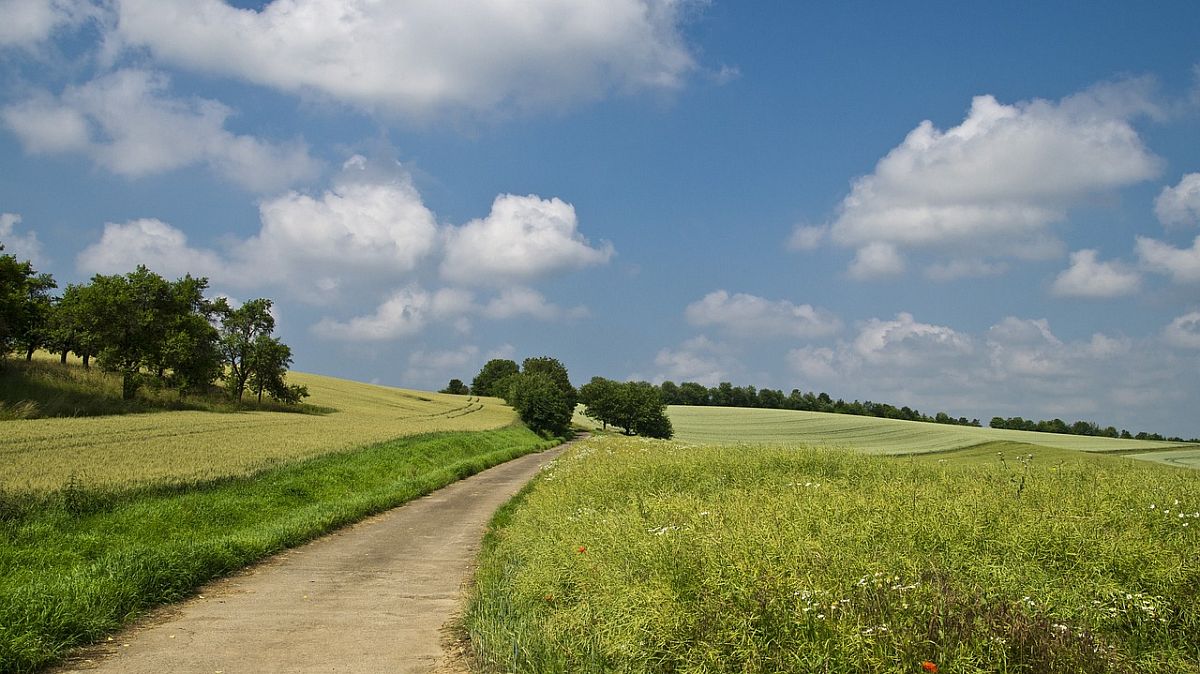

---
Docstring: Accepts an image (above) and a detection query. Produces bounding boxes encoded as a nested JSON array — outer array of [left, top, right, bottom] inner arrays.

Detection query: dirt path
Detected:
[[56, 441, 574, 674]]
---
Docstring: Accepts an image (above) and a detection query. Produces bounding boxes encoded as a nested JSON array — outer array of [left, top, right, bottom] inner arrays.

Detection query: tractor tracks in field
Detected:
[[55, 436, 581, 674]]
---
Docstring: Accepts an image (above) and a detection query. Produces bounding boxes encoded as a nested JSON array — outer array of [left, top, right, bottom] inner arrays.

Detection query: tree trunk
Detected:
[[82, 353, 90, 369], [122, 371, 138, 400], [257, 386, 264, 403], [60, 350, 67, 364], [25, 347, 34, 361]]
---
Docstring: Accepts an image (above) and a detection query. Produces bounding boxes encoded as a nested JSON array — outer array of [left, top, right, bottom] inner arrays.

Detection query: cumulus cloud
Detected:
[[653, 336, 737, 386], [111, 0, 698, 117], [1, 69, 320, 192], [787, 224, 827, 251], [0, 0, 97, 48], [441, 194, 613, 286], [76, 218, 227, 280], [482, 286, 587, 321], [0, 213, 43, 265], [824, 80, 1162, 279], [1136, 235, 1200, 283], [245, 172, 440, 298], [685, 290, 841, 339], [1164, 312, 1200, 349], [310, 285, 471, 341], [852, 312, 973, 367], [1050, 249, 1141, 298], [847, 242, 905, 280], [1155, 173, 1200, 227]]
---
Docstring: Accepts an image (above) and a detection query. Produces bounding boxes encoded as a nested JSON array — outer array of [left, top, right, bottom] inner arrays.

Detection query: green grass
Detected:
[[465, 435, 1200, 673], [0, 425, 557, 673], [667, 405, 1195, 458]]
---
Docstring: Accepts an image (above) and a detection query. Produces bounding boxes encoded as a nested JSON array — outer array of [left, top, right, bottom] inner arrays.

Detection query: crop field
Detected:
[[1, 371, 515, 492], [466, 434, 1200, 673], [667, 406, 1193, 457]]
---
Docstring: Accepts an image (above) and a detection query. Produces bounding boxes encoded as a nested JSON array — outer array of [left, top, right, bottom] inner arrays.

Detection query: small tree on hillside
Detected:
[[440, 378, 469, 395], [217, 298, 276, 401]]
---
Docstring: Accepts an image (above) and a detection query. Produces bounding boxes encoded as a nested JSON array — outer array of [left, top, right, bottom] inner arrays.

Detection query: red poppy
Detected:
[[921, 662, 938, 673], [577, 545, 587, 554]]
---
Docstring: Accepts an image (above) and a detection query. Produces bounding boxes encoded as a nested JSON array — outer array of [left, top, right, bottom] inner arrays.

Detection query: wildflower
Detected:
[[921, 661, 938, 673], [577, 545, 587, 554]]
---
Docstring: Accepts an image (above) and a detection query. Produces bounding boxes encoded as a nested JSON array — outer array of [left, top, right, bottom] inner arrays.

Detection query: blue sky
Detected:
[[3, 1, 1200, 436]]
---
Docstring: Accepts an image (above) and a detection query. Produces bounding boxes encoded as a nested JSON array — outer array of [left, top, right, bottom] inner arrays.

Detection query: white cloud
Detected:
[[684, 290, 841, 339], [1136, 235, 1200, 283], [852, 312, 973, 367], [787, 224, 827, 251], [1155, 173, 1200, 227], [76, 218, 227, 280], [825, 80, 1162, 279], [0, 213, 43, 265], [1, 69, 320, 192], [786, 346, 839, 382], [441, 194, 613, 286], [653, 336, 736, 386], [0, 0, 97, 47], [246, 172, 440, 298], [1164, 311, 1200, 349], [1050, 249, 1141, 298], [847, 242, 905, 280], [311, 284, 469, 341], [482, 286, 586, 321], [111, 0, 698, 117]]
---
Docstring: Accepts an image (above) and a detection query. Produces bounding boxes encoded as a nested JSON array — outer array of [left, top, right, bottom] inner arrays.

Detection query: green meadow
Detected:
[[666, 405, 1194, 454], [466, 434, 1200, 673]]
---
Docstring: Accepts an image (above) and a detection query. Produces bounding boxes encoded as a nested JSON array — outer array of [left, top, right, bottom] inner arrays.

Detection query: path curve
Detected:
[[55, 439, 576, 674]]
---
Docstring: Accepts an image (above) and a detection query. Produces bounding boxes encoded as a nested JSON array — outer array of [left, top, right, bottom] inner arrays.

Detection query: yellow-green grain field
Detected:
[[466, 434, 1200, 673], [666, 405, 1194, 457], [1, 371, 515, 492]]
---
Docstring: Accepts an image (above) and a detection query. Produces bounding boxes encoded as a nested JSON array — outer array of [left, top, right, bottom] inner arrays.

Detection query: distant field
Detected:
[[1, 371, 515, 492], [667, 405, 1193, 457]]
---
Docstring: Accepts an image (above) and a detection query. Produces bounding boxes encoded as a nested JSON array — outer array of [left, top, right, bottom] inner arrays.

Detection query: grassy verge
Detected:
[[465, 435, 1200, 673], [0, 425, 557, 673]]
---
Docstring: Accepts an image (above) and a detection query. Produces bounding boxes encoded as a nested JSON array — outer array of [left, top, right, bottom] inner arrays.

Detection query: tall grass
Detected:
[[465, 435, 1200, 673], [0, 425, 557, 673]]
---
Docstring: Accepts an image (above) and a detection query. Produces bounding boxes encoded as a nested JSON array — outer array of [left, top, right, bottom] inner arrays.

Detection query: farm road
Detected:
[[56, 440, 574, 674]]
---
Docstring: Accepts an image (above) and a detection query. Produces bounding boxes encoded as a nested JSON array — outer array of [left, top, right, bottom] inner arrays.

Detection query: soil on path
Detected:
[[55, 440, 575, 674]]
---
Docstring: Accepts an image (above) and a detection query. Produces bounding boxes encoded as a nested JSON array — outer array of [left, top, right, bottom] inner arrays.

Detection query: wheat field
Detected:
[[0, 371, 516, 492]]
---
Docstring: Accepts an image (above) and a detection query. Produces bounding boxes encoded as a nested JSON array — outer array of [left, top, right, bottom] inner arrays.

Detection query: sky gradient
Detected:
[[2, 1, 1199, 437]]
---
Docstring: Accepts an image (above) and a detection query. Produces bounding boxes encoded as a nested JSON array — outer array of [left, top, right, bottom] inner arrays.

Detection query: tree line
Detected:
[[988, 416, 1196, 443], [657, 380, 983, 427], [1, 242, 304, 404]]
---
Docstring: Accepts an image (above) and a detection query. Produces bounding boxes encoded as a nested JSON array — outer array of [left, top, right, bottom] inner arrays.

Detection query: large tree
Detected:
[[471, 358, 519, 397], [509, 372, 572, 437], [522, 356, 576, 409]]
